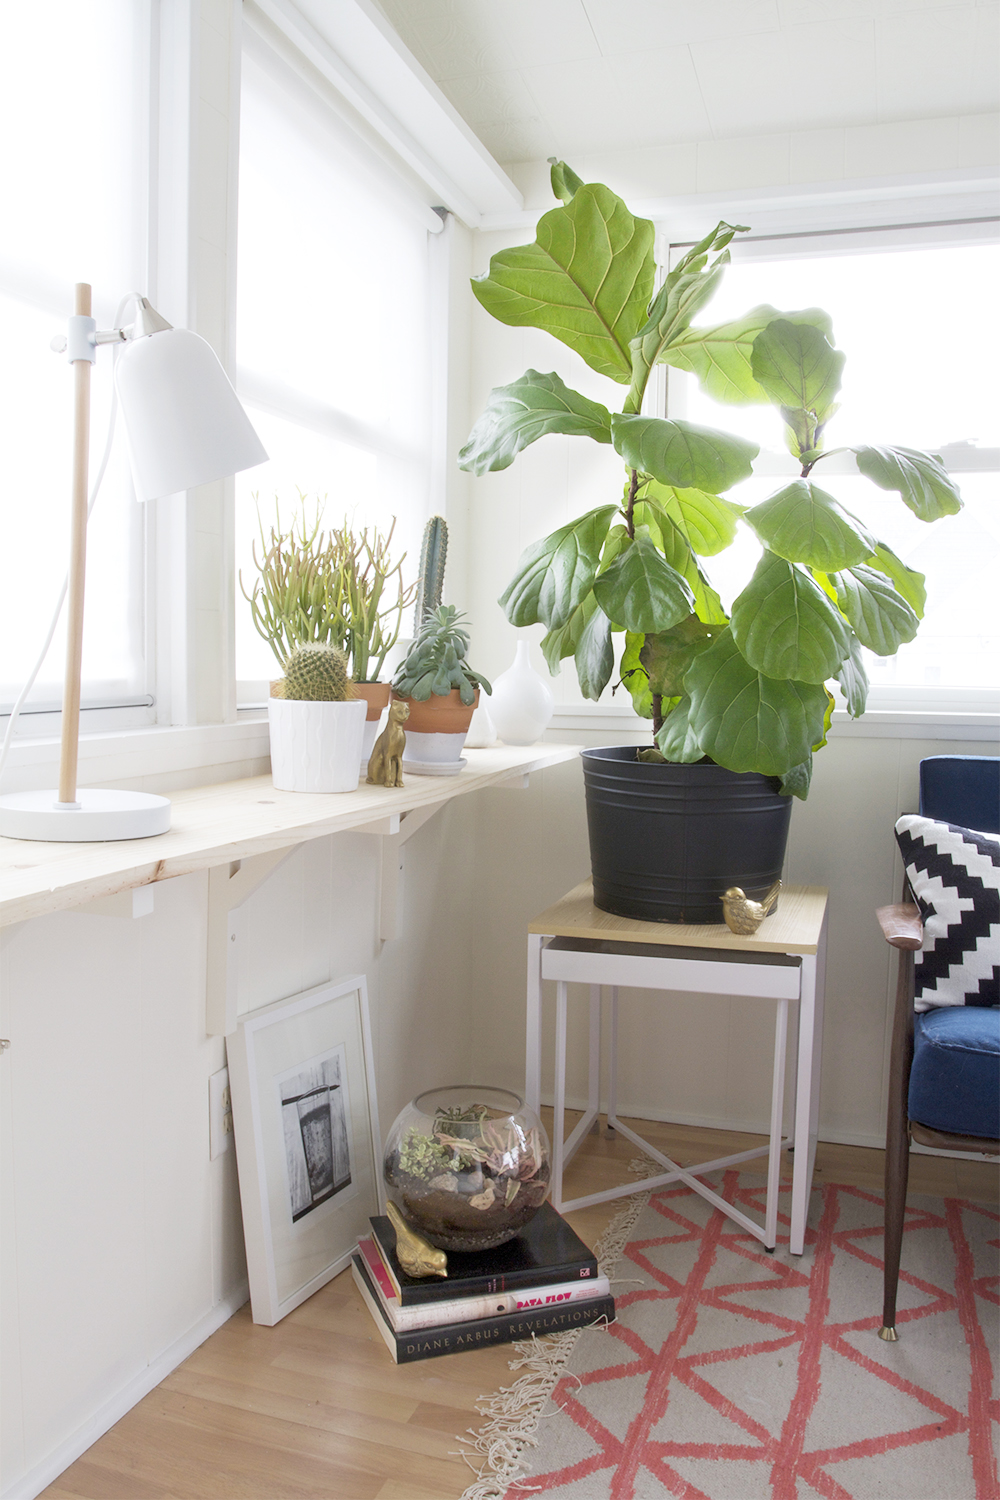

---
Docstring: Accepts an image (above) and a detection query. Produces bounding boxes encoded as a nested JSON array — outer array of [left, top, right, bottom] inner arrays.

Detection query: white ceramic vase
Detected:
[[268, 697, 366, 793], [489, 639, 554, 745]]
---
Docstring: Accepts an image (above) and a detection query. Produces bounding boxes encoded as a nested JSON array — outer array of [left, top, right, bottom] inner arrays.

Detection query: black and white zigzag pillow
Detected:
[[895, 815, 999, 1011]]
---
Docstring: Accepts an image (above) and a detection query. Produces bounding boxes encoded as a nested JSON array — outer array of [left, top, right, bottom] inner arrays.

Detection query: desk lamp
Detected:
[[0, 284, 267, 842]]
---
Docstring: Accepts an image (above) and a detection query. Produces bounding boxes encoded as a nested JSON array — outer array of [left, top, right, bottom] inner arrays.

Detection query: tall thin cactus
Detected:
[[413, 515, 448, 632]]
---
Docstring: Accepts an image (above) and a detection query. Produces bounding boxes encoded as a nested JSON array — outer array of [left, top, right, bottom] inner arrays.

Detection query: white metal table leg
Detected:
[[764, 997, 789, 1249], [552, 978, 569, 1212], [525, 933, 546, 1116], [607, 985, 619, 1126], [588, 984, 601, 1127], [790, 908, 827, 1253]]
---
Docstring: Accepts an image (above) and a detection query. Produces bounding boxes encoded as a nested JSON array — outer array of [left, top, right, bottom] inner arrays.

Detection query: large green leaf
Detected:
[[640, 480, 743, 556], [683, 628, 832, 776], [833, 565, 919, 656], [745, 478, 875, 571], [750, 319, 845, 418], [540, 589, 597, 672], [592, 530, 695, 633], [640, 616, 720, 697], [611, 414, 757, 493], [730, 551, 851, 683], [656, 695, 706, 763], [471, 184, 655, 384], [620, 631, 654, 718], [550, 159, 584, 205], [458, 370, 612, 475], [625, 221, 745, 412], [854, 445, 963, 522], [779, 757, 812, 800], [575, 601, 615, 700], [634, 502, 728, 625], [867, 541, 926, 618], [662, 305, 833, 405], [836, 632, 868, 718], [499, 505, 617, 629]]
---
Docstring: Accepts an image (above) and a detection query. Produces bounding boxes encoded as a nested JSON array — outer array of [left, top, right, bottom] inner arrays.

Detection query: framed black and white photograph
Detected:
[[227, 976, 381, 1326]]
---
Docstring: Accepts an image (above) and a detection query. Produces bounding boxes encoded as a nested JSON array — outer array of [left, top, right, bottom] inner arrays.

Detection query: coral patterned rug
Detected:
[[461, 1170, 999, 1500]]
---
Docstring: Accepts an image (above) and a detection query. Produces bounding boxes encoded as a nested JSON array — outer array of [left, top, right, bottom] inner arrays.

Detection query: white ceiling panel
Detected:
[[693, 18, 878, 138], [371, 0, 999, 171], [875, 6, 1000, 118], [583, 0, 781, 53]]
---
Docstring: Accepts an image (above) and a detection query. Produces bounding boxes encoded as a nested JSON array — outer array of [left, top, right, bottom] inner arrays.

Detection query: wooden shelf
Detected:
[[0, 744, 580, 928]]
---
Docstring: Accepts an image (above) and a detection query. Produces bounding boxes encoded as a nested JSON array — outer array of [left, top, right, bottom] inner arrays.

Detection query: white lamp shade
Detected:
[[115, 327, 267, 501]]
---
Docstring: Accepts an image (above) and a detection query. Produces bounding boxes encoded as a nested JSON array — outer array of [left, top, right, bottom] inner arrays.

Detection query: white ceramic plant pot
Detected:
[[402, 729, 469, 763], [489, 639, 555, 745], [268, 697, 366, 793]]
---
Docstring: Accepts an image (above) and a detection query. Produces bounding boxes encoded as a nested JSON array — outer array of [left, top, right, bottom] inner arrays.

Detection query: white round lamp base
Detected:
[[0, 788, 172, 842]]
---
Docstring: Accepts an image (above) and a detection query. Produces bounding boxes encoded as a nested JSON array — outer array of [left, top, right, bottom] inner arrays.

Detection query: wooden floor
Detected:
[[43, 1117, 997, 1500]]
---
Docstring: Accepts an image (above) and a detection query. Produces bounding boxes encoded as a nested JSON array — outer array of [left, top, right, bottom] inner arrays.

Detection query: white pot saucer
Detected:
[[402, 756, 467, 777]]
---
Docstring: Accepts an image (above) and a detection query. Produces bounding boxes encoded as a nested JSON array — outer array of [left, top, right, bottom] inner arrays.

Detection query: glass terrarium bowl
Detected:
[[383, 1085, 551, 1252]]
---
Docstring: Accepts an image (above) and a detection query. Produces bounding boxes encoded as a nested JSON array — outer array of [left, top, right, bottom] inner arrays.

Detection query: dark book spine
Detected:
[[371, 1229, 598, 1307], [394, 1294, 615, 1363]]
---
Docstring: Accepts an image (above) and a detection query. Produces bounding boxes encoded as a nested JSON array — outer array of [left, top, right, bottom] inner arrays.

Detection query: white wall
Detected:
[[1, 13, 997, 1499]]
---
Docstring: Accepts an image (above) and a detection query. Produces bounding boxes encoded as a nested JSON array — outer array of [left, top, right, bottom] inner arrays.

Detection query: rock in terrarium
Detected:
[[383, 1085, 551, 1252]]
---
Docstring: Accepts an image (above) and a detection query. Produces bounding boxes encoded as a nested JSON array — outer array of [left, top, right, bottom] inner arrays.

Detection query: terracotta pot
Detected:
[[391, 687, 478, 736], [354, 682, 392, 770], [353, 682, 391, 721]]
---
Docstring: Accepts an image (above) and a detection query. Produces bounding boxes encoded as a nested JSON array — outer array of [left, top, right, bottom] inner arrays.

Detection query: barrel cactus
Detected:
[[281, 643, 355, 701]]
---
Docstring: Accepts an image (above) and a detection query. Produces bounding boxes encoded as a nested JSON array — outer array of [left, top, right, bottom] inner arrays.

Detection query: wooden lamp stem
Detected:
[[58, 282, 92, 806]]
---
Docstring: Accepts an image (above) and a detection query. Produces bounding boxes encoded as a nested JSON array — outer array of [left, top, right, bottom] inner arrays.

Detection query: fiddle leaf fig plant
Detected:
[[460, 163, 963, 798]]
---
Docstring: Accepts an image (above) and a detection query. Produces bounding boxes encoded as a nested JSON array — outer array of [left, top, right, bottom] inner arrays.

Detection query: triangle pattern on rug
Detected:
[[468, 1174, 998, 1500]]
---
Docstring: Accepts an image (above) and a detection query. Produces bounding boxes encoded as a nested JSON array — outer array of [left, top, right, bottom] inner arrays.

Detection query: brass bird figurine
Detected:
[[722, 880, 781, 935], [386, 1201, 448, 1279]]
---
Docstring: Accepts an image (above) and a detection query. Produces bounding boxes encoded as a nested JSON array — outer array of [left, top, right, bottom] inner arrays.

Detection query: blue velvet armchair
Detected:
[[876, 754, 1000, 1341]]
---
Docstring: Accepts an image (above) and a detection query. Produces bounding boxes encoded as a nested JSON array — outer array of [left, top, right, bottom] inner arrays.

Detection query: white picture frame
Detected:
[[227, 975, 382, 1326]]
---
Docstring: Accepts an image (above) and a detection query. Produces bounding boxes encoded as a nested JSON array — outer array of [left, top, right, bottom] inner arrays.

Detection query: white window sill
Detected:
[[1, 697, 996, 800]]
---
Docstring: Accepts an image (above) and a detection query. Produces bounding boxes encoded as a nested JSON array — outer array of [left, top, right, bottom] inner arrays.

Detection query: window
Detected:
[[234, 24, 440, 698], [0, 2, 151, 726], [668, 229, 1000, 709]]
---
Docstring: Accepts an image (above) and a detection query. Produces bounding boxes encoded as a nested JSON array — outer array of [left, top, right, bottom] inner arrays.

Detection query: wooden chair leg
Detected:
[[881, 948, 915, 1340]]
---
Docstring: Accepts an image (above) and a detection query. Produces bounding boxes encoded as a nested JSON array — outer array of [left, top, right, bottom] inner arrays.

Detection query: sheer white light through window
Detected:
[[0, 3, 148, 717], [236, 41, 433, 690], [672, 239, 1000, 702]]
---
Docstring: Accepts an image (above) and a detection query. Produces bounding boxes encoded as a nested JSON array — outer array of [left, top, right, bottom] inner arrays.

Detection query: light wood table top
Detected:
[[529, 880, 828, 955], [0, 744, 579, 927]]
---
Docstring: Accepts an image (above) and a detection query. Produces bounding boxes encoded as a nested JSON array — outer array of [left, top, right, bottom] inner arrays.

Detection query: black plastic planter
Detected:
[[581, 746, 793, 925]]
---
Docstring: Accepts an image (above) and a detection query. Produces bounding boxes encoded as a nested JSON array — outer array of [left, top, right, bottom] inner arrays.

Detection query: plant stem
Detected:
[[624, 469, 639, 537], [651, 692, 663, 734]]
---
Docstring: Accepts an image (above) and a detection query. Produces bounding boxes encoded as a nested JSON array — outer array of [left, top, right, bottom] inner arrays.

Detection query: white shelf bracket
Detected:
[[206, 847, 296, 1036], [72, 885, 157, 919], [357, 802, 443, 941]]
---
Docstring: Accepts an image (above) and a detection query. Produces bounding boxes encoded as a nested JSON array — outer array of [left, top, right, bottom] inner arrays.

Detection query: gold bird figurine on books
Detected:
[[386, 1201, 448, 1279], [722, 880, 781, 936]]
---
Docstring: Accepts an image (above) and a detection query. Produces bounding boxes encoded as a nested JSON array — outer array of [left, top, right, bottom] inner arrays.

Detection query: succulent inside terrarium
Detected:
[[383, 1087, 551, 1252]]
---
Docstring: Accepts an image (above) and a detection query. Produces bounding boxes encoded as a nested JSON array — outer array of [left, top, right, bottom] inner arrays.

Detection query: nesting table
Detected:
[[526, 881, 829, 1255]]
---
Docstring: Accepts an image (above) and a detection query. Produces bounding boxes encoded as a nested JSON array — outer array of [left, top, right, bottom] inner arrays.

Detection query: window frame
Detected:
[[662, 217, 1000, 718]]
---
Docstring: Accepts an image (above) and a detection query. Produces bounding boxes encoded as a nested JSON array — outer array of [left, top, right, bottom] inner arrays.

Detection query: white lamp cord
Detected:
[[0, 295, 136, 789]]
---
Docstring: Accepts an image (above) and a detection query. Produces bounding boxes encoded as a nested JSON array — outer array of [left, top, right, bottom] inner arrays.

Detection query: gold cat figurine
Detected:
[[367, 699, 409, 787], [386, 1201, 448, 1278]]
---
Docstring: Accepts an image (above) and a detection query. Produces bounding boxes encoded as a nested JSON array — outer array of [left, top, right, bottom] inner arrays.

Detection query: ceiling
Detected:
[[374, 0, 999, 168]]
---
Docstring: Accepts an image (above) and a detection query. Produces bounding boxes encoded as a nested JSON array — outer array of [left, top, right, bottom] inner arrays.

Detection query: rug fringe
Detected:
[[457, 1158, 659, 1500]]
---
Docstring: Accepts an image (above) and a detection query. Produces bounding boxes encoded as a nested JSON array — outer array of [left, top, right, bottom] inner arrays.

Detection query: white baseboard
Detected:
[[2, 1282, 250, 1500]]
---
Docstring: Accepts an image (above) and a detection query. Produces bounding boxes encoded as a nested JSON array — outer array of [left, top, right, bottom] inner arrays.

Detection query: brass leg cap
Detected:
[[878, 1325, 898, 1342]]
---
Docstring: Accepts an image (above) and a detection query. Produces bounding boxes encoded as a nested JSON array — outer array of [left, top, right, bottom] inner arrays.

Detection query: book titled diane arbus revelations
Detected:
[[351, 1253, 616, 1364], [352, 1202, 615, 1364]]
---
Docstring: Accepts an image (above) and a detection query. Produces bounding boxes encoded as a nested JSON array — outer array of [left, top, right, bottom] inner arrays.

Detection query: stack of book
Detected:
[[352, 1201, 614, 1363]]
